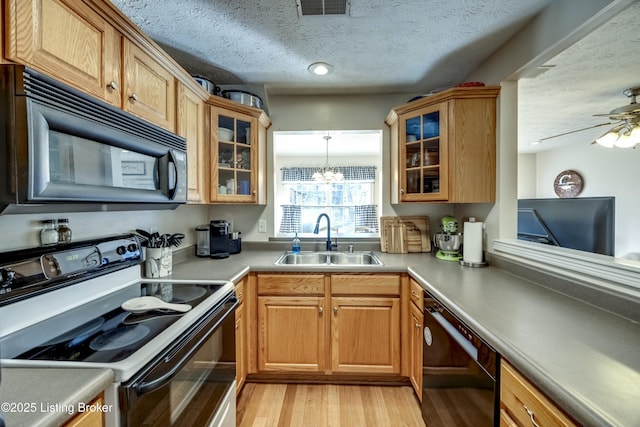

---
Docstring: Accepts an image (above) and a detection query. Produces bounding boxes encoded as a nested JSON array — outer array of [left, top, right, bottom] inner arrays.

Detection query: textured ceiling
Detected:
[[110, 0, 638, 153], [111, 0, 550, 96], [518, 2, 640, 153]]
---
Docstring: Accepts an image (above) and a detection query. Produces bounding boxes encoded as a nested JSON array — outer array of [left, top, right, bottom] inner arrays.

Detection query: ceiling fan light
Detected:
[[614, 131, 635, 148], [595, 131, 618, 148], [630, 125, 640, 146]]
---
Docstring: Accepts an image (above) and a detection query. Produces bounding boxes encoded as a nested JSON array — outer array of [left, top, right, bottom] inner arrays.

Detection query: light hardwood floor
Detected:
[[236, 383, 425, 427]]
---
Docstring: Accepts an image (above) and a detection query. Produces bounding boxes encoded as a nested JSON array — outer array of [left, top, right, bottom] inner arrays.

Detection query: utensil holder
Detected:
[[145, 247, 172, 278]]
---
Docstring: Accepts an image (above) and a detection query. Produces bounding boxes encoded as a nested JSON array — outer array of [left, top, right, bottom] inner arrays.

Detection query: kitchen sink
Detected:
[[274, 251, 384, 266]]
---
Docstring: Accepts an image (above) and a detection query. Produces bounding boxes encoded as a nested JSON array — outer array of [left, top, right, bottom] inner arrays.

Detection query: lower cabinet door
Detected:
[[258, 296, 325, 372], [409, 303, 423, 400], [330, 296, 400, 374]]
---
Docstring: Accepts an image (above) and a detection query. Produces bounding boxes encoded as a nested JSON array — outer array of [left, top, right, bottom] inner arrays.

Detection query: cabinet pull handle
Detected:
[[318, 307, 323, 314], [129, 93, 139, 102], [107, 81, 118, 91], [415, 323, 421, 329], [400, 189, 405, 194], [333, 306, 338, 314], [523, 405, 541, 427]]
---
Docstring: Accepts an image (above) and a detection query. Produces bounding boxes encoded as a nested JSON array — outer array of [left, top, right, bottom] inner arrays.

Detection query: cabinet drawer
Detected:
[[257, 274, 325, 295], [64, 393, 104, 426], [409, 279, 424, 311], [331, 274, 400, 295], [500, 361, 577, 427]]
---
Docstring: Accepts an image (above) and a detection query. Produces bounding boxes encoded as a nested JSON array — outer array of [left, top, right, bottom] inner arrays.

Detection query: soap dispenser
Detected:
[[292, 232, 301, 254]]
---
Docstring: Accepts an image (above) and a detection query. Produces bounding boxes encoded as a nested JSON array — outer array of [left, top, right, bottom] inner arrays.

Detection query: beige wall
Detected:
[[0, 204, 208, 252]]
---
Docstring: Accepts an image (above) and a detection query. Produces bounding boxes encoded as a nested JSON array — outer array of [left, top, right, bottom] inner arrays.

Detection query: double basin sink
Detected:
[[274, 250, 383, 266]]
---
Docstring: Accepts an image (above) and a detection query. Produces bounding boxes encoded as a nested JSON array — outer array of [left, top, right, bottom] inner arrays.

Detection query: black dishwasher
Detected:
[[422, 292, 499, 427]]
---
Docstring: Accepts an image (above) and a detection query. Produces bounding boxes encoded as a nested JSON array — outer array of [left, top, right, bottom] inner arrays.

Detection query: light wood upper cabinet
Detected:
[[500, 360, 578, 427], [207, 97, 271, 204], [5, 0, 122, 106], [123, 40, 176, 132], [177, 82, 207, 203], [386, 86, 500, 203]]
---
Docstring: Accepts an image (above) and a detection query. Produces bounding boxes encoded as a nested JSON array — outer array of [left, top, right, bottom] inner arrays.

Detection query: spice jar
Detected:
[[57, 218, 72, 243], [40, 220, 58, 245]]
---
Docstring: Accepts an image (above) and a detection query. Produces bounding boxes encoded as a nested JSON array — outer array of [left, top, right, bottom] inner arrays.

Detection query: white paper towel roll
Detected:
[[463, 220, 483, 263]]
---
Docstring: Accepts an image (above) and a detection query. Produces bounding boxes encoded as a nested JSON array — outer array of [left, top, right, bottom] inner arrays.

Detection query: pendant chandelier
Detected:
[[313, 134, 344, 182]]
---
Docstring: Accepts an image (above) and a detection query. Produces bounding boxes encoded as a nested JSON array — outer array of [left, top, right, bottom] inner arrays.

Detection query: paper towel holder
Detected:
[[459, 259, 488, 268], [460, 217, 488, 268]]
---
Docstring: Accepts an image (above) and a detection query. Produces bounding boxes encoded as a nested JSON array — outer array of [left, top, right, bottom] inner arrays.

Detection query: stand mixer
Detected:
[[433, 215, 463, 261]]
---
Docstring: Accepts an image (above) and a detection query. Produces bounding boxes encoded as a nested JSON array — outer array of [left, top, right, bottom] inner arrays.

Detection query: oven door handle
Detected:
[[427, 309, 479, 361], [134, 298, 238, 395]]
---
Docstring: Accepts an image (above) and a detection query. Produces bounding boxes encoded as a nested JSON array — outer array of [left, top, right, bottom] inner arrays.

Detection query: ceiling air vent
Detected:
[[296, 0, 349, 16]]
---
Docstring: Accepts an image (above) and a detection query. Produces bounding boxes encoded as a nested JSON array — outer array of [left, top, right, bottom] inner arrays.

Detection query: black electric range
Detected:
[[12, 282, 223, 364], [0, 234, 235, 382]]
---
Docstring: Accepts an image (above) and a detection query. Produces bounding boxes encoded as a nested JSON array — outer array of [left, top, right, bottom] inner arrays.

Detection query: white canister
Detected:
[[226, 179, 235, 194], [145, 247, 172, 278]]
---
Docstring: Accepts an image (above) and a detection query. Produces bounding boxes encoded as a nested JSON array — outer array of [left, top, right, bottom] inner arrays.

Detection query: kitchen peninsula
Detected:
[[167, 245, 640, 427]]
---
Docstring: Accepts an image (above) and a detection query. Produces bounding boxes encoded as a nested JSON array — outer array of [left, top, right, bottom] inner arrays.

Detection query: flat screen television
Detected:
[[517, 197, 615, 256]]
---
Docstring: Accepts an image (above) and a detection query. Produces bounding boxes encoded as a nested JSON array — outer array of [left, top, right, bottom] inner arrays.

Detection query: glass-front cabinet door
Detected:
[[211, 108, 256, 202], [399, 103, 448, 201]]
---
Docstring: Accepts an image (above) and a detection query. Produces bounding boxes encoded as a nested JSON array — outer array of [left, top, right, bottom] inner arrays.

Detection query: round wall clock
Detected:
[[553, 170, 583, 198]]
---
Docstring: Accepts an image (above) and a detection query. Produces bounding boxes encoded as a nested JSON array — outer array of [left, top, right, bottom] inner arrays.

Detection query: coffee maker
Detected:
[[196, 220, 230, 258]]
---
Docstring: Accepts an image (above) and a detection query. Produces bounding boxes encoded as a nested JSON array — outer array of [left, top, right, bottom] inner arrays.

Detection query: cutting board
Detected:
[[380, 216, 431, 253], [385, 222, 408, 254]]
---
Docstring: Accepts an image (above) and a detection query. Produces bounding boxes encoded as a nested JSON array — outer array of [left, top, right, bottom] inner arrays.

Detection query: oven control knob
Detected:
[[0, 268, 15, 287], [127, 243, 138, 253], [116, 246, 127, 255], [423, 326, 433, 346]]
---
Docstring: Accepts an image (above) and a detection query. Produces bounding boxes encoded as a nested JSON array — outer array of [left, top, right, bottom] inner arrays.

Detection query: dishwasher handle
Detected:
[[427, 309, 479, 362]]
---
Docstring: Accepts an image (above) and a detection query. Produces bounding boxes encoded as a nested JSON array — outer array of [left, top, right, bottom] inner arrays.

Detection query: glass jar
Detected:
[[57, 218, 72, 243], [40, 220, 58, 245]]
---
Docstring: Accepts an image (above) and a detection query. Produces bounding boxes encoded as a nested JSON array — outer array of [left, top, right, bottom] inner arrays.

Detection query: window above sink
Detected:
[[273, 130, 383, 239]]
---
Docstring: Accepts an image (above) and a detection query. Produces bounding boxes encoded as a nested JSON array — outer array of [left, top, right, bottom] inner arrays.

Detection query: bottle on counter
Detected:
[[57, 218, 72, 243], [40, 220, 58, 245], [292, 232, 301, 254]]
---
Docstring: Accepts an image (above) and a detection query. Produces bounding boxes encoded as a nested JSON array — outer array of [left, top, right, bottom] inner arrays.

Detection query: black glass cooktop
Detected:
[[16, 282, 221, 363]]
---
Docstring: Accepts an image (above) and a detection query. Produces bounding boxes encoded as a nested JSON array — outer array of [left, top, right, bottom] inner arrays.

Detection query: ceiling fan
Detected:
[[537, 86, 640, 148]]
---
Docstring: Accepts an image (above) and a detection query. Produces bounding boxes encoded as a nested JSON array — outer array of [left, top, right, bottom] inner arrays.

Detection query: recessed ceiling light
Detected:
[[308, 62, 333, 76]]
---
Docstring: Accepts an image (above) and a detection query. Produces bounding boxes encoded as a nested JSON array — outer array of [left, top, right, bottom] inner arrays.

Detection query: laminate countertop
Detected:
[[0, 367, 113, 427], [171, 247, 640, 427]]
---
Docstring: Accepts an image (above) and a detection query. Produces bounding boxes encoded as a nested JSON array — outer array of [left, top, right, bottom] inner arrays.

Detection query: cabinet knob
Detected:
[[400, 189, 405, 194], [318, 307, 323, 314], [252, 190, 257, 195], [107, 81, 119, 91], [415, 323, 421, 329], [333, 306, 338, 314], [129, 93, 139, 102]]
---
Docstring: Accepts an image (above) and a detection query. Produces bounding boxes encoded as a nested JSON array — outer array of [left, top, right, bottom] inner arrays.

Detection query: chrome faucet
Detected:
[[313, 213, 337, 251]]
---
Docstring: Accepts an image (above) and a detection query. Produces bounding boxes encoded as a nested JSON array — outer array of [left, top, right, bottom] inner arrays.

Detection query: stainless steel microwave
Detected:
[[0, 65, 187, 214]]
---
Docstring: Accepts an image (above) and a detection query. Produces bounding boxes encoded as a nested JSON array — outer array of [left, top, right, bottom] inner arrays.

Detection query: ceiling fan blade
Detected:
[[593, 112, 637, 120], [538, 122, 613, 143]]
